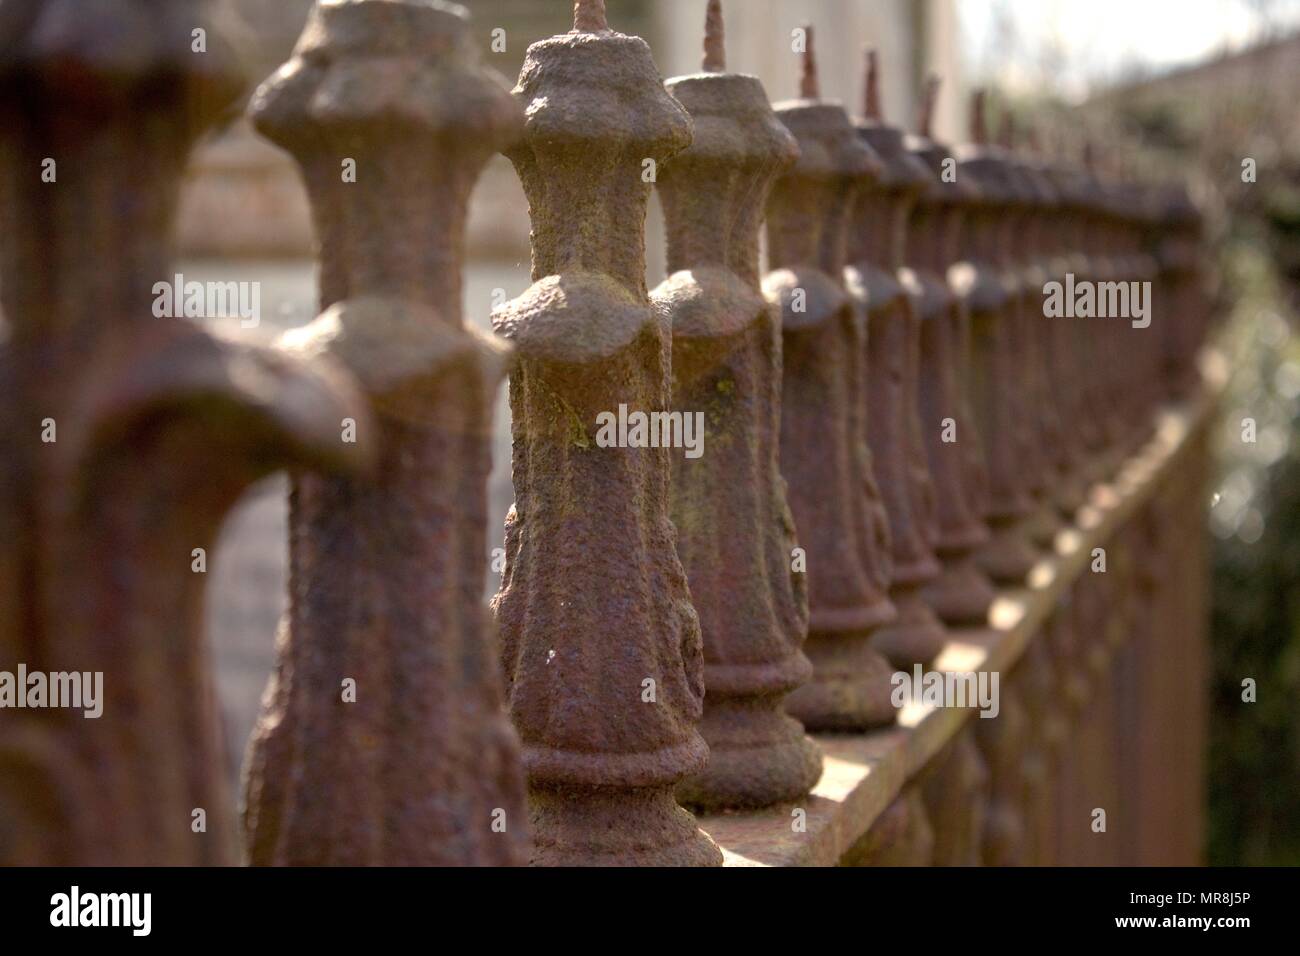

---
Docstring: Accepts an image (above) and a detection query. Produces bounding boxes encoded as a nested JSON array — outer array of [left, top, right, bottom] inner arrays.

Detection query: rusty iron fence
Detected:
[[0, 0, 1216, 866]]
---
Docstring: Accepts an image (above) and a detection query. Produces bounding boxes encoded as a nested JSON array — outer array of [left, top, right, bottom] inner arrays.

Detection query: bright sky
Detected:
[[958, 0, 1300, 99]]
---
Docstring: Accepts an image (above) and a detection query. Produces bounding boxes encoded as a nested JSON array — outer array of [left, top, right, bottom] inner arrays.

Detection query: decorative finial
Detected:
[[917, 74, 940, 138], [799, 23, 819, 99], [702, 0, 726, 73], [970, 88, 987, 146], [574, 0, 608, 33], [863, 48, 882, 121]]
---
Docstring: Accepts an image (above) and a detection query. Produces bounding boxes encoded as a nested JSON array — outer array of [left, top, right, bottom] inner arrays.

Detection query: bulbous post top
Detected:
[[853, 51, 931, 199], [506, 16, 692, 286], [249, 0, 522, 318], [0, 0, 244, 125], [849, 51, 931, 271], [510, 28, 690, 155], [0, 0, 247, 337], [661, 71, 797, 278], [251, 0, 520, 150], [767, 63, 881, 274], [904, 78, 978, 209]]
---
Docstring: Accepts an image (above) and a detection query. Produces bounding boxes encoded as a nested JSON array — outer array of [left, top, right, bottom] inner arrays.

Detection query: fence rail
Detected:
[[0, 0, 1215, 867]]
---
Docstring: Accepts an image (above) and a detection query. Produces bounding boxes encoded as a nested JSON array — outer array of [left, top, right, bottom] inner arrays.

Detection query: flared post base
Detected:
[[678, 701, 822, 812], [975, 517, 1042, 585], [529, 784, 723, 866], [870, 586, 948, 668], [786, 629, 898, 731], [922, 553, 996, 627]]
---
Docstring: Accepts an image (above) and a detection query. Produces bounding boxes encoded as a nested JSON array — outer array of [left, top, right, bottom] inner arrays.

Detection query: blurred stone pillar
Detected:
[[0, 0, 364, 865], [241, 0, 529, 866]]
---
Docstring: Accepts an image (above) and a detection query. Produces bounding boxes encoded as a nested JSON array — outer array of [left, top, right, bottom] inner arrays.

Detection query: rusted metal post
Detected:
[[1063, 150, 1115, 491], [491, 0, 720, 866], [848, 51, 949, 667], [767, 29, 898, 731], [1094, 176, 1133, 470], [954, 92, 1041, 585], [1000, 126, 1064, 549], [654, 2, 820, 811], [1078, 149, 1129, 482], [1158, 186, 1208, 399], [1035, 157, 1095, 519], [0, 0, 366, 865], [1102, 174, 1161, 459], [1133, 186, 1170, 422], [905, 77, 997, 627], [240, 0, 528, 866]]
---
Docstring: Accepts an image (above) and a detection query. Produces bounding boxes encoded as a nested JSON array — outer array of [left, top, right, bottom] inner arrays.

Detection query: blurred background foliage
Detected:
[[1092, 39, 1300, 865], [993, 20, 1299, 863]]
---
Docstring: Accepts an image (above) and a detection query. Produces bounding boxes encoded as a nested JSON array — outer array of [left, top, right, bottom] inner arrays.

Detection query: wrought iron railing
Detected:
[[0, 0, 1215, 867]]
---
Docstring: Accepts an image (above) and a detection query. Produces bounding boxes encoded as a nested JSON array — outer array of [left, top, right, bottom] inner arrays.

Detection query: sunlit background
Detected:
[[961, 0, 1299, 96]]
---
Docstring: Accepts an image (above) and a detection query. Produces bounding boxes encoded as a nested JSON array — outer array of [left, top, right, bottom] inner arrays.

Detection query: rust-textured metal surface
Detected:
[[1103, 175, 1157, 464], [1121, 504, 1170, 863], [240, 0, 529, 866], [1018, 636, 1061, 864], [1062, 152, 1115, 492], [952, 92, 1041, 585], [1072, 567, 1122, 865], [654, 2, 820, 812], [1158, 186, 1209, 399], [1090, 530, 1135, 865], [766, 30, 898, 732], [843, 787, 934, 866], [1051, 587, 1092, 864], [848, 52, 949, 668], [922, 727, 989, 866], [1165, 442, 1210, 864], [1034, 157, 1094, 519], [974, 682, 1027, 865], [1000, 133, 1064, 551], [1104, 177, 1162, 462], [1144, 186, 1176, 419], [905, 78, 997, 627], [1076, 149, 1130, 483], [1112, 520, 1153, 864], [490, 0, 720, 866], [0, 0, 367, 865]]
